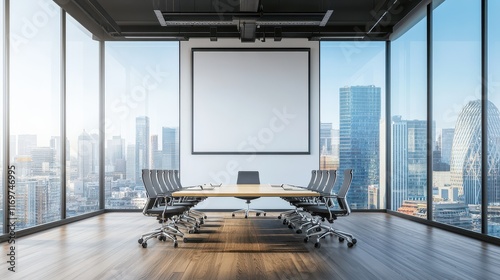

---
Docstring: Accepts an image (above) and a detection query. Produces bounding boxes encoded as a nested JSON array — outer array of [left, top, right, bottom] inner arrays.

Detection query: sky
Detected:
[[5, 0, 500, 148]]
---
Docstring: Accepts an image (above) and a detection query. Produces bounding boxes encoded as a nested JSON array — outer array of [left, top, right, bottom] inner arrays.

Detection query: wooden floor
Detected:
[[2, 212, 500, 279]]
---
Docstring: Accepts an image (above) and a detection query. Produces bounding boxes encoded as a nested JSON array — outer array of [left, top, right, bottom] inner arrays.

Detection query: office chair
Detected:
[[137, 169, 187, 248], [293, 170, 337, 234], [167, 169, 207, 222], [282, 170, 331, 228], [278, 170, 322, 223], [151, 169, 199, 234], [232, 171, 266, 218], [303, 169, 356, 248], [278, 170, 320, 220]]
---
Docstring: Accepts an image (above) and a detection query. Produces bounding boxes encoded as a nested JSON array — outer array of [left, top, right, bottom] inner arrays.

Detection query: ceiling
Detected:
[[54, 0, 425, 42]]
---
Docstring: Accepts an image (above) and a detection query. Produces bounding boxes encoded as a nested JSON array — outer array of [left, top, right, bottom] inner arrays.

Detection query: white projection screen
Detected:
[[192, 48, 310, 154]]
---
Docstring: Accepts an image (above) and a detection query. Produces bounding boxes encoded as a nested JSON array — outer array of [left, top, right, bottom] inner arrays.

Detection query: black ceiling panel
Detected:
[[54, 0, 425, 41]]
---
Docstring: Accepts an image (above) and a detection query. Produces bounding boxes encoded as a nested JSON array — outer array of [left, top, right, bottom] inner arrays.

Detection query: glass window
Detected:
[[105, 42, 179, 209], [66, 15, 100, 217], [488, 0, 500, 237], [320, 42, 386, 209], [0, 0, 4, 232], [432, 0, 481, 233], [390, 17, 427, 218], [10, 0, 62, 229]]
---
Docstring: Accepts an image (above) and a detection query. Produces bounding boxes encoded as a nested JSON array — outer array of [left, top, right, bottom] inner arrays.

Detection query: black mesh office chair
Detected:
[[231, 171, 266, 218], [303, 169, 356, 248], [137, 169, 187, 248]]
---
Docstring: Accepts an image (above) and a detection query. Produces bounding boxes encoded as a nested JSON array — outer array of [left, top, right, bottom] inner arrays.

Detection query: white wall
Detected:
[[180, 38, 320, 209]]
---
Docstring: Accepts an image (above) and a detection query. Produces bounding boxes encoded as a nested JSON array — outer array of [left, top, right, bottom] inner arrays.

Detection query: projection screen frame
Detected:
[[191, 48, 310, 155]]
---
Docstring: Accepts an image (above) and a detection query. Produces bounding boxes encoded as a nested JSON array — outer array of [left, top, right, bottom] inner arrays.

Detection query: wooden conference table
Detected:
[[172, 184, 319, 198]]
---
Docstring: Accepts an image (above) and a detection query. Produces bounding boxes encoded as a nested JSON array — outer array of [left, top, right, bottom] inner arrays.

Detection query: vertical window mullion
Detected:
[[481, 0, 488, 235], [60, 9, 66, 220]]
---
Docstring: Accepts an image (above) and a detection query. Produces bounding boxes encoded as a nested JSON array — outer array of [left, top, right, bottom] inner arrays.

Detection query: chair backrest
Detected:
[[312, 170, 329, 192], [160, 170, 176, 192], [308, 170, 323, 190], [320, 170, 337, 195], [236, 171, 260, 184], [141, 169, 159, 212], [336, 169, 354, 214], [172, 170, 182, 189], [150, 169, 169, 195], [142, 169, 156, 198], [306, 170, 318, 189]]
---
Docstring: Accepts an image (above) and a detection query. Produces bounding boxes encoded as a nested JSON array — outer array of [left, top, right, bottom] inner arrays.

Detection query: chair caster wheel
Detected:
[[204, 215, 208, 219], [263, 213, 266, 216], [288, 224, 293, 229], [283, 219, 287, 225], [352, 239, 357, 244], [339, 237, 345, 242], [188, 230, 194, 234], [314, 242, 321, 248], [256, 213, 261, 216], [174, 241, 178, 248], [244, 215, 248, 219], [138, 238, 143, 244], [183, 238, 188, 243], [278, 215, 282, 219], [316, 227, 322, 232], [347, 242, 354, 248], [142, 242, 148, 248], [158, 235, 165, 241], [296, 229, 302, 234], [232, 213, 235, 217], [304, 237, 309, 243]]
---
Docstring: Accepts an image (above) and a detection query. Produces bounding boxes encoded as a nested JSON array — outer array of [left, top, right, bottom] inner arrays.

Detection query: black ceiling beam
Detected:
[[118, 25, 392, 34], [87, 0, 121, 34]]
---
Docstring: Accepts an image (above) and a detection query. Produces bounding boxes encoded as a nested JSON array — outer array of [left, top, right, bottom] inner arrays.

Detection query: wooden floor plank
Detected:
[[2, 212, 500, 279]]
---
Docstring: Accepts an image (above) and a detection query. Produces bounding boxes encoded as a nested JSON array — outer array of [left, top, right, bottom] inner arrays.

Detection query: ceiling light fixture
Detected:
[[153, 10, 167, 26], [319, 10, 334, 27]]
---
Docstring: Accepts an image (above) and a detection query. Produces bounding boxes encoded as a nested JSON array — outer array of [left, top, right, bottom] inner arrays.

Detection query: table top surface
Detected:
[[172, 184, 319, 197]]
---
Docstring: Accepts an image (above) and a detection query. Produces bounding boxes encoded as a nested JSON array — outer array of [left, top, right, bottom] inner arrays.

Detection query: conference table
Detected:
[[172, 184, 320, 198]]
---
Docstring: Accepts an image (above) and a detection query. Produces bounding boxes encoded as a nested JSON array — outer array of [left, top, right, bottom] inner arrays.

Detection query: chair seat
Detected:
[[146, 205, 187, 216], [305, 205, 347, 217]]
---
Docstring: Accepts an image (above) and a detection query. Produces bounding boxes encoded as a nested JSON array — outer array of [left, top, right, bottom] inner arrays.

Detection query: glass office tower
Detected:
[[135, 116, 150, 185], [391, 117, 427, 211], [450, 100, 500, 206], [162, 127, 179, 170], [338, 85, 381, 209]]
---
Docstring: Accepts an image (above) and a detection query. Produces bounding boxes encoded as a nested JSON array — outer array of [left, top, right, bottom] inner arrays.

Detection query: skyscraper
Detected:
[[320, 122, 333, 155], [106, 135, 125, 174], [135, 116, 150, 184], [17, 134, 37, 156], [450, 100, 500, 205], [391, 116, 408, 211], [30, 147, 56, 176], [441, 128, 455, 165], [78, 130, 98, 179], [162, 127, 179, 170], [50, 136, 70, 170], [339, 85, 381, 209], [126, 144, 136, 182], [391, 116, 427, 211], [150, 134, 162, 169]]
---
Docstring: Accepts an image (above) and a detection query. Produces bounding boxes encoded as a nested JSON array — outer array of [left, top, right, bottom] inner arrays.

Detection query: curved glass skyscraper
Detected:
[[450, 100, 500, 205]]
